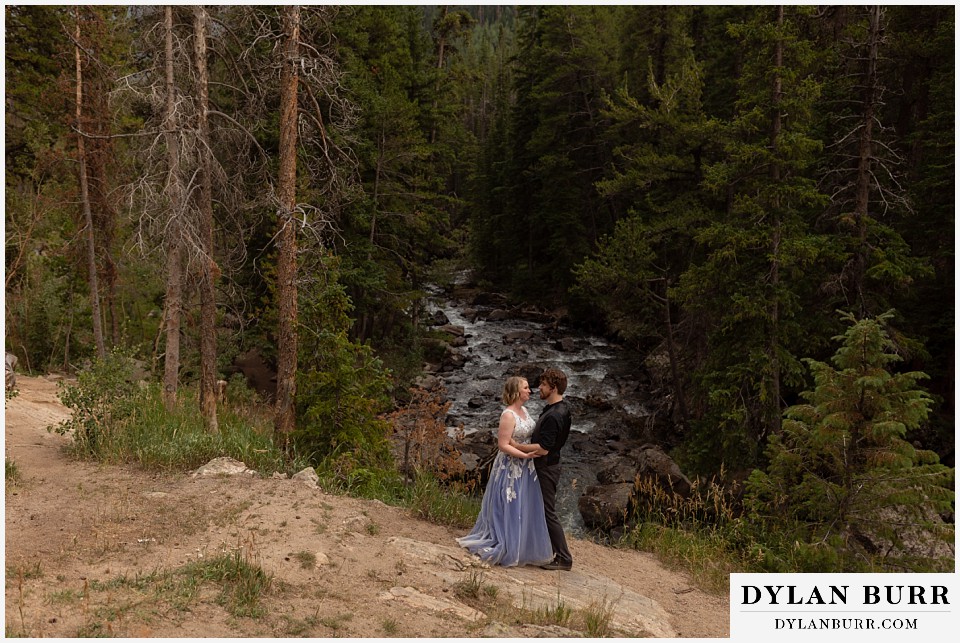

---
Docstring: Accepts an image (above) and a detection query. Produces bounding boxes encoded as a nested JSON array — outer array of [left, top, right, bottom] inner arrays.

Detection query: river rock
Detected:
[[578, 483, 635, 528], [462, 308, 480, 323], [503, 331, 534, 344], [442, 350, 468, 372], [856, 506, 955, 561], [585, 393, 614, 410], [231, 348, 277, 400], [486, 309, 512, 322], [439, 324, 465, 338], [635, 444, 692, 497], [554, 337, 576, 352], [452, 288, 506, 307], [414, 374, 442, 390], [597, 458, 638, 485], [467, 396, 486, 408], [459, 452, 480, 472], [506, 363, 544, 386], [428, 310, 450, 326]]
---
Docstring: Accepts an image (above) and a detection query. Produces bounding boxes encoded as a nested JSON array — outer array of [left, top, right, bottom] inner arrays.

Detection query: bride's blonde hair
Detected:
[[501, 376, 527, 405]]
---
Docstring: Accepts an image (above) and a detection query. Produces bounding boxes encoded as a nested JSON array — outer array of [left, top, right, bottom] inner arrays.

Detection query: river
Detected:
[[425, 278, 655, 537]]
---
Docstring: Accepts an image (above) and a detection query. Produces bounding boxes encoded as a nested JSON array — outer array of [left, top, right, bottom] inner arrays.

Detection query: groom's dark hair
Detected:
[[540, 368, 567, 395]]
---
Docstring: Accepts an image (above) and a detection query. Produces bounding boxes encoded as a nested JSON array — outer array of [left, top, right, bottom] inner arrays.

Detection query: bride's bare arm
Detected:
[[509, 439, 540, 453], [498, 414, 534, 458]]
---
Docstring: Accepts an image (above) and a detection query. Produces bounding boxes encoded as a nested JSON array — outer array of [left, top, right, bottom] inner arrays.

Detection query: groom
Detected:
[[531, 367, 573, 571]]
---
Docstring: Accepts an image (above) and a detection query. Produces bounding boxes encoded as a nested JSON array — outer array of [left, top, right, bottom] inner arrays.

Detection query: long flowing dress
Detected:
[[456, 408, 554, 567]]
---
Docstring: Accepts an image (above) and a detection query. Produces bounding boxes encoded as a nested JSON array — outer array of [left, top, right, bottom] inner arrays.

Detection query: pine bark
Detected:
[[766, 5, 784, 437], [162, 6, 184, 410], [274, 5, 300, 443], [194, 5, 218, 432], [853, 6, 882, 318], [75, 11, 106, 360]]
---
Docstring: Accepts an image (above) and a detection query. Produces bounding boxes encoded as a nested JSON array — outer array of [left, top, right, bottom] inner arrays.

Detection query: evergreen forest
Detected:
[[4, 5, 955, 574]]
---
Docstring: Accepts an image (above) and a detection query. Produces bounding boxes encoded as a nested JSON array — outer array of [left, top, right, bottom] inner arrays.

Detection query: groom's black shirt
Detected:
[[532, 400, 571, 468]]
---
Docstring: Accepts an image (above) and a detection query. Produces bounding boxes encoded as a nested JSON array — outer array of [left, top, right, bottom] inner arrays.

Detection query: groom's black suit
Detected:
[[532, 399, 573, 566]]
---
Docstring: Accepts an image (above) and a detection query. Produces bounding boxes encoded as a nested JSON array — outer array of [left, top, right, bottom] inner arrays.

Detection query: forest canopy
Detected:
[[4, 5, 954, 479]]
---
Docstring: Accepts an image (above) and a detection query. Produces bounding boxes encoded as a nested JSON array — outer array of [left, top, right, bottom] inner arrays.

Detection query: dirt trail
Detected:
[[4, 375, 729, 638]]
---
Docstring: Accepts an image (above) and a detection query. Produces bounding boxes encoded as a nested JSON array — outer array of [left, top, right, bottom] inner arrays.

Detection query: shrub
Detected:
[[52, 348, 143, 454], [50, 351, 306, 474], [745, 311, 955, 571]]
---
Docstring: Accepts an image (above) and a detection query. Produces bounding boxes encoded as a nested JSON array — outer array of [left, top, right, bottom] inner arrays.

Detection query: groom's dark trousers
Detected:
[[536, 462, 572, 565], [532, 399, 573, 566]]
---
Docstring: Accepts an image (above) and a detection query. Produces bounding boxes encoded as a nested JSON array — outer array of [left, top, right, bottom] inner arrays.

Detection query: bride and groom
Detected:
[[457, 368, 574, 571]]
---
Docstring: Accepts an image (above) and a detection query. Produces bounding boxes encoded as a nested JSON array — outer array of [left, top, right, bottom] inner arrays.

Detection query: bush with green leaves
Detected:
[[52, 348, 144, 454], [294, 258, 394, 469], [745, 311, 954, 571], [49, 349, 305, 473]]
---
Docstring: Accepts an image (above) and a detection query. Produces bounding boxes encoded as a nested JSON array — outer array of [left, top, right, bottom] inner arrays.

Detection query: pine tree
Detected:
[[273, 4, 300, 442], [747, 311, 954, 571], [817, 6, 929, 319], [334, 6, 452, 349], [678, 6, 831, 469], [497, 6, 623, 297], [884, 6, 955, 457], [573, 7, 718, 434]]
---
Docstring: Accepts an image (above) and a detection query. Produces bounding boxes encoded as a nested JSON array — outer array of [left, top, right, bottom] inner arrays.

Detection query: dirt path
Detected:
[[4, 375, 729, 638]]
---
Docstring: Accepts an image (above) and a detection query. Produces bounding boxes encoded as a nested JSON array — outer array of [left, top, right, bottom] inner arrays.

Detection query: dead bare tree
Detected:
[[274, 4, 300, 443], [116, 7, 269, 416], [160, 5, 187, 409], [74, 9, 106, 360], [194, 5, 218, 431], [820, 5, 912, 317]]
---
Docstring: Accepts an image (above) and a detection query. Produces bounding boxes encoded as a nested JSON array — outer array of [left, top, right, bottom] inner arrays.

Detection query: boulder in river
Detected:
[[635, 444, 692, 497], [578, 483, 635, 529], [439, 324, 465, 338], [505, 363, 544, 387], [428, 310, 450, 326], [467, 396, 486, 409]]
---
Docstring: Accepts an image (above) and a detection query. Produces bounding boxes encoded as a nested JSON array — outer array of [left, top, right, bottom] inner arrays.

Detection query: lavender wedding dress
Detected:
[[457, 408, 554, 567]]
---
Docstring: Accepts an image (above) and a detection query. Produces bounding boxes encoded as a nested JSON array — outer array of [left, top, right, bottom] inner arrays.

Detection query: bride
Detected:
[[456, 376, 554, 567]]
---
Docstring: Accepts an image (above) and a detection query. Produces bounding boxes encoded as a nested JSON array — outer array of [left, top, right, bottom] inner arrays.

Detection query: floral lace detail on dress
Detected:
[[495, 408, 537, 503]]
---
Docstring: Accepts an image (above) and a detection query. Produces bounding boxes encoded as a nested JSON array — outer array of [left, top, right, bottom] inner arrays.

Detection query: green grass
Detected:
[[582, 596, 615, 637], [280, 614, 319, 637], [6, 561, 43, 581], [56, 381, 309, 476], [380, 618, 398, 635], [5, 458, 21, 486], [621, 521, 747, 594], [292, 551, 316, 570], [531, 595, 572, 628], [318, 612, 353, 632], [453, 570, 490, 601], [81, 550, 272, 621], [315, 463, 480, 529], [184, 550, 272, 618]]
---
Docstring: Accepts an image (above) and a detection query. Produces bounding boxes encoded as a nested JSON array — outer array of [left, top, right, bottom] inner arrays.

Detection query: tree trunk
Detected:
[[853, 5, 882, 318], [274, 5, 300, 444], [162, 6, 184, 410], [194, 5, 218, 432], [662, 281, 689, 430], [430, 6, 449, 145], [75, 11, 106, 361], [766, 5, 784, 438]]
